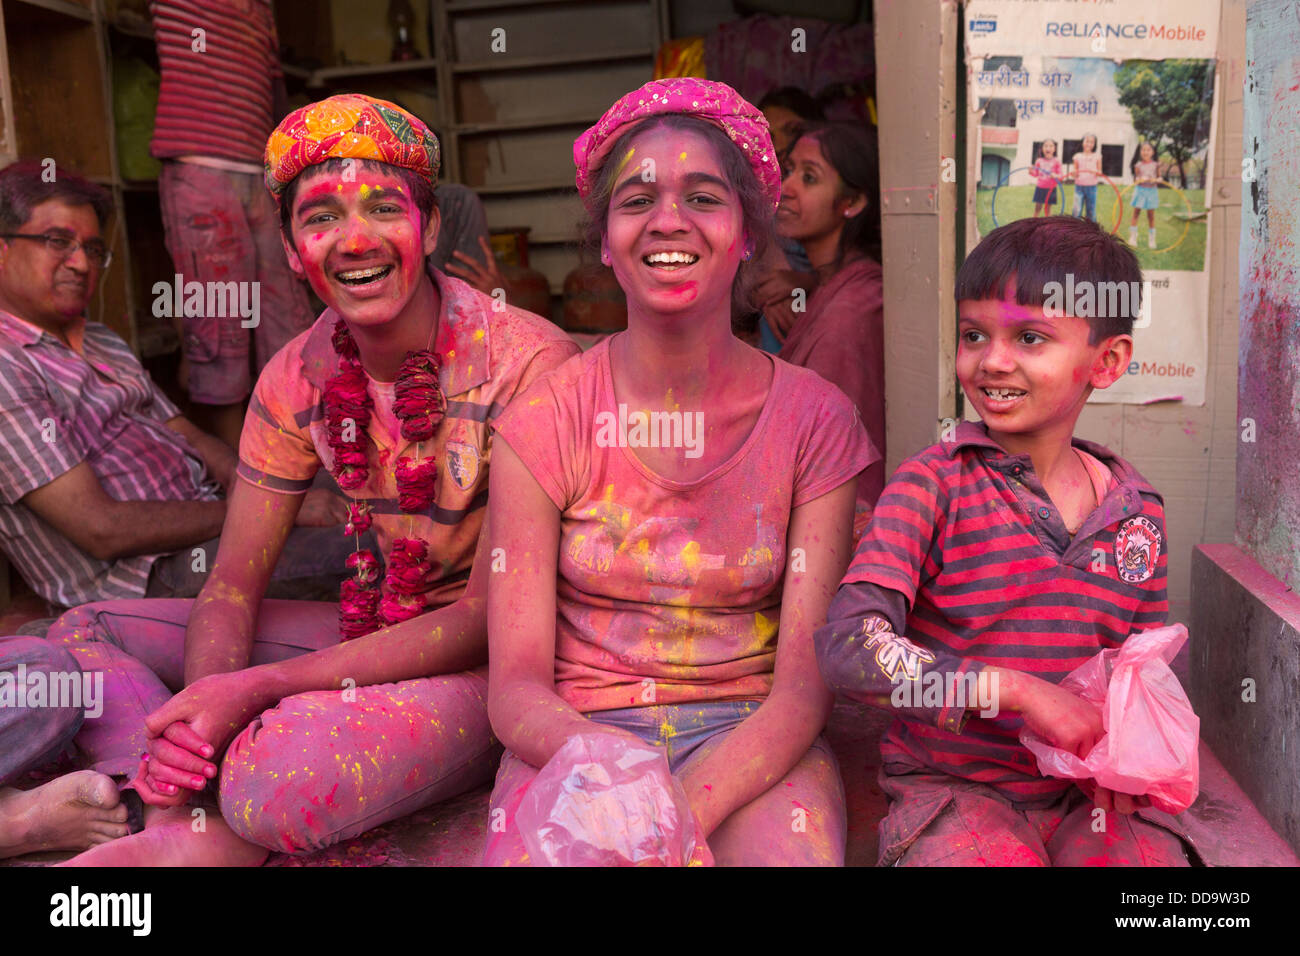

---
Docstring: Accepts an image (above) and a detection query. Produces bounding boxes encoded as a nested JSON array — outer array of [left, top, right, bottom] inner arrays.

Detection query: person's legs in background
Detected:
[[144, 521, 377, 602], [243, 170, 317, 370], [157, 161, 257, 449]]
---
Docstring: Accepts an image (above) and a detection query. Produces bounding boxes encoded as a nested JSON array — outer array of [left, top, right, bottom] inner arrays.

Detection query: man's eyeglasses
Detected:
[[0, 232, 112, 269]]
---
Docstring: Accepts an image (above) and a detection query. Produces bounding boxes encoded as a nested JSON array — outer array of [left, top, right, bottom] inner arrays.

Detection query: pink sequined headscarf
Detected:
[[573, 79, 781, 211]]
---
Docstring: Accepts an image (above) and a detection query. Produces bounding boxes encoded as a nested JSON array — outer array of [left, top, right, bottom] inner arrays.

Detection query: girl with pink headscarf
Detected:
[[482, 79, 878, 865]]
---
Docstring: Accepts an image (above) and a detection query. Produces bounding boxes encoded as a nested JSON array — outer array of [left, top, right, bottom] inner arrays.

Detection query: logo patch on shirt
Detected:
[[1114, 515, 1161, 584], [861, 617, 936, 681], [445, 441, 480, 491]]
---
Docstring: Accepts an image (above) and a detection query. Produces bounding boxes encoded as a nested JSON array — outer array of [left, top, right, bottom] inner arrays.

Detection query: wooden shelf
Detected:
[[447, 0, 605, 12], [474, 178, 577, 195], [107, 15, 152, 39], [524, 232, 578, 245], [451, 47, 653, 74], [455, 113, 601, 134], [305, 57, 438, 87], [11, 0, 92, 23]]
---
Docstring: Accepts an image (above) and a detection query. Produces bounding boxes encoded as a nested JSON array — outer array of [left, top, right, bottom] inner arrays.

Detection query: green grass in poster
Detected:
[[975, 184, 1207, 272]]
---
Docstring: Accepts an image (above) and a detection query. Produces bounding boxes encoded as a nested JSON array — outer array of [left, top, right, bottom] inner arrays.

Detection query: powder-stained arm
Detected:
[[484, 438, 640, 768], [674, 478, 853, 837]]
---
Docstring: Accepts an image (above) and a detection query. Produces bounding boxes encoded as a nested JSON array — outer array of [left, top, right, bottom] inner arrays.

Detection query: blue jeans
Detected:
[[0, 636, 84, 785], [1073, 183, 1098, 220], [484, 699, 847, 865]]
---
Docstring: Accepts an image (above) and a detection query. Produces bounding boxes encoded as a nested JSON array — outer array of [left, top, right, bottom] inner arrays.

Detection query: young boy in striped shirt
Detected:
[[815, 215, 1196, 866]]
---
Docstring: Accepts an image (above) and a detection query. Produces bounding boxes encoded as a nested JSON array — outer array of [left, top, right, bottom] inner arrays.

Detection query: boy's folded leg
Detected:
[[43, 603, 187, 778], [877, 769, 1050, 867], [219, 665, 499, 855], [1046, 795, 1191, 867], [0, 637, 85, 786]]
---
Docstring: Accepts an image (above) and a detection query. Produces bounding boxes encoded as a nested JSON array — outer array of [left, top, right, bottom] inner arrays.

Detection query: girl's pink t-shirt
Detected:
[[1134, 159, 1158, 185], [1033, 156, 1063, 189], [1073, 151, 1101, 186], [492, 336, 877, 713]]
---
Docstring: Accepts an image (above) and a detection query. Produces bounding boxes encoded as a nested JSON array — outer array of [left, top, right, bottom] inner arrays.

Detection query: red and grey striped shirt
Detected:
[[149, 0, 281, 164], [815, 421, 1168, 808], [0, 311, 220, 607]]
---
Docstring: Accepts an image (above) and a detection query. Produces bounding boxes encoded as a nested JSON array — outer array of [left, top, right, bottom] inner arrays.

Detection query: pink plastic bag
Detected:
[[517, 733, 712, 867], [1019, 624, 1200, 814]]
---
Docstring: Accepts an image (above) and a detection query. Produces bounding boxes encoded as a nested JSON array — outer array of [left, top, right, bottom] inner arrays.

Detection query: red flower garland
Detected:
[[323, 321, 372, 491], [395, 456, 439, 513], [378, 537, 434, 625], [328, 322, 444, 640], [393, 350, 446, 442], [340, 578, 381, 640], [346, 548, 381, 585], [345, 500, 373, 536]]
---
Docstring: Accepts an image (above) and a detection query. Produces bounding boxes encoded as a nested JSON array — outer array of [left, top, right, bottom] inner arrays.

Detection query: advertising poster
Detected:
[[965, 0, 1220, 404]]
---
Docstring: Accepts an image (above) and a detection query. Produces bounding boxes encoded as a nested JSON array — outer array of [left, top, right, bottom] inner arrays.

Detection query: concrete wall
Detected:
[[1190, 545, 1300, 853], [875, 0, 963, 471], [1237, 0, 1300, 589]]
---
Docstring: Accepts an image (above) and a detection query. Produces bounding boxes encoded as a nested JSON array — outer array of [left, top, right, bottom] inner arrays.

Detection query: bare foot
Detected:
[[59, 805, 268, 867], [0, 771, 131, 858]]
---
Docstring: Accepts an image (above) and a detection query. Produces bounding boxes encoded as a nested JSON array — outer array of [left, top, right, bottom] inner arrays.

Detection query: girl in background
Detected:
[[1032, 138, 1063, 216], [1129, 141, 1160, 249], [1070, 133, 1102, 222]]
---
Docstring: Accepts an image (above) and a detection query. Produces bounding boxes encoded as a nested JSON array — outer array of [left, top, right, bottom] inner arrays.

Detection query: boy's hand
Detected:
[[295, 488, 349, 527], [1085, 782, 1151, 816], [446, 236, 506, 297], [999, 668, 1104, 759]]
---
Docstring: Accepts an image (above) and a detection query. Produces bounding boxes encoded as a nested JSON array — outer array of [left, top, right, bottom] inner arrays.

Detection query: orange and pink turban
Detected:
[[264, 94, 440, 202]]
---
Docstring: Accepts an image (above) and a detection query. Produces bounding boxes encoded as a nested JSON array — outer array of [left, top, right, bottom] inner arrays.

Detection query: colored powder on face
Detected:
[[611, 146, 638, 186]]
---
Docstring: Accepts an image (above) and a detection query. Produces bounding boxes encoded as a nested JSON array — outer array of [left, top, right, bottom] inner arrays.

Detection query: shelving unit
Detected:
[[434, 0, 667, 297]]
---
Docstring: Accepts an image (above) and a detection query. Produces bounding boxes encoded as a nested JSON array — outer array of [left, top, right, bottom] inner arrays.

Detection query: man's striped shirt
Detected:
[[815, 422, 1168, 808], [237, 269, 579, 609], [0, 311, 219, 607]]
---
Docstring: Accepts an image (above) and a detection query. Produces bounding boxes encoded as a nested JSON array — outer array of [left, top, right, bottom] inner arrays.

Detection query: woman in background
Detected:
[[771, 122, 885, 520], [754, 86, 825, 351]]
